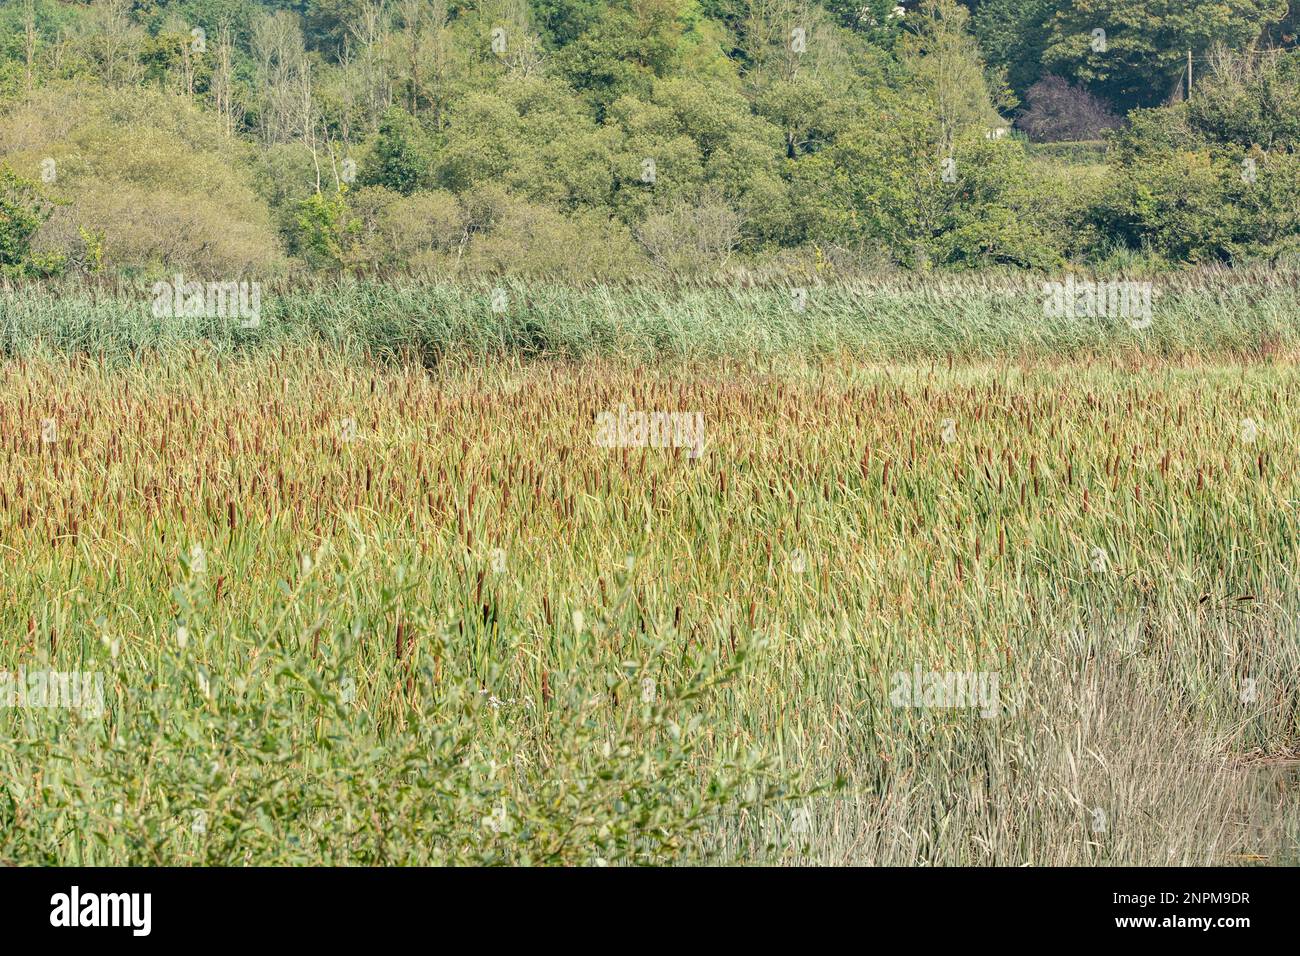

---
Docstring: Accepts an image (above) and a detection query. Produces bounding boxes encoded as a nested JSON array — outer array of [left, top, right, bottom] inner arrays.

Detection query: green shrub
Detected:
[[360, 106, 437, 195], [796, 112, 1075, 269], [0, 163, 62, 278], [1095, 54, 1300, 264], [0, 559, 792, 865], [0, 84, 286, 277]]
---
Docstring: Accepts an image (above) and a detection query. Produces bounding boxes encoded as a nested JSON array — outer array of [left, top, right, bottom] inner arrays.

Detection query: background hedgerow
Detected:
[[1, 1, 1298, 279]]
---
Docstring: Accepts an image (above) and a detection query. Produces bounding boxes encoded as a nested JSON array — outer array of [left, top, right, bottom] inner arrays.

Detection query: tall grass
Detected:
[[3, 269, 1298, 364], [1, 343, 1297, 864]]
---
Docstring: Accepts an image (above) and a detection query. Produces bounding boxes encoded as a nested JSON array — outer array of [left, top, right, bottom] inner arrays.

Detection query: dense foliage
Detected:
[[0, 0, 1298, 278]]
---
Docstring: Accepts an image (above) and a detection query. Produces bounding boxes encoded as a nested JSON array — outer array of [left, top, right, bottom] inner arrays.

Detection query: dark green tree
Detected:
[[529, 0, 605, 47], [1041, 0, 1290, 111], [0, 164, 60, 278], [973, 0, 1054, 98], [360, 106, 435, 195]]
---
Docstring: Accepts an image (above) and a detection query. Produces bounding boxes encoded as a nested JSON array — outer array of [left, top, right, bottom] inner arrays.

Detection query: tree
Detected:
[[305, 0, 368, 56], [554, 0, 691, 113], [1182, 46, 1300, 149], [821, 0, 907, 45], [530, 0, 605, 47], [1095, 50, 1300, 262], [1018, 75, 1122, 142], [795, 105, 1074, 268], [1041, 0, 1289, 112], [0, 164, 59, 278], [251, 10, 313, 145], [360, 106, 435, 194], [897, 0, 1004, 153], [81, 0, 143, 87], [973, 0, 1054, 99], [292, 185, 361, 269]]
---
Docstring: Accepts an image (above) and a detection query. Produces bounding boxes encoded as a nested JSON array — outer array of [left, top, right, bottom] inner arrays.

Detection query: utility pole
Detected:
[[1187, 49, 1193, 98]]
